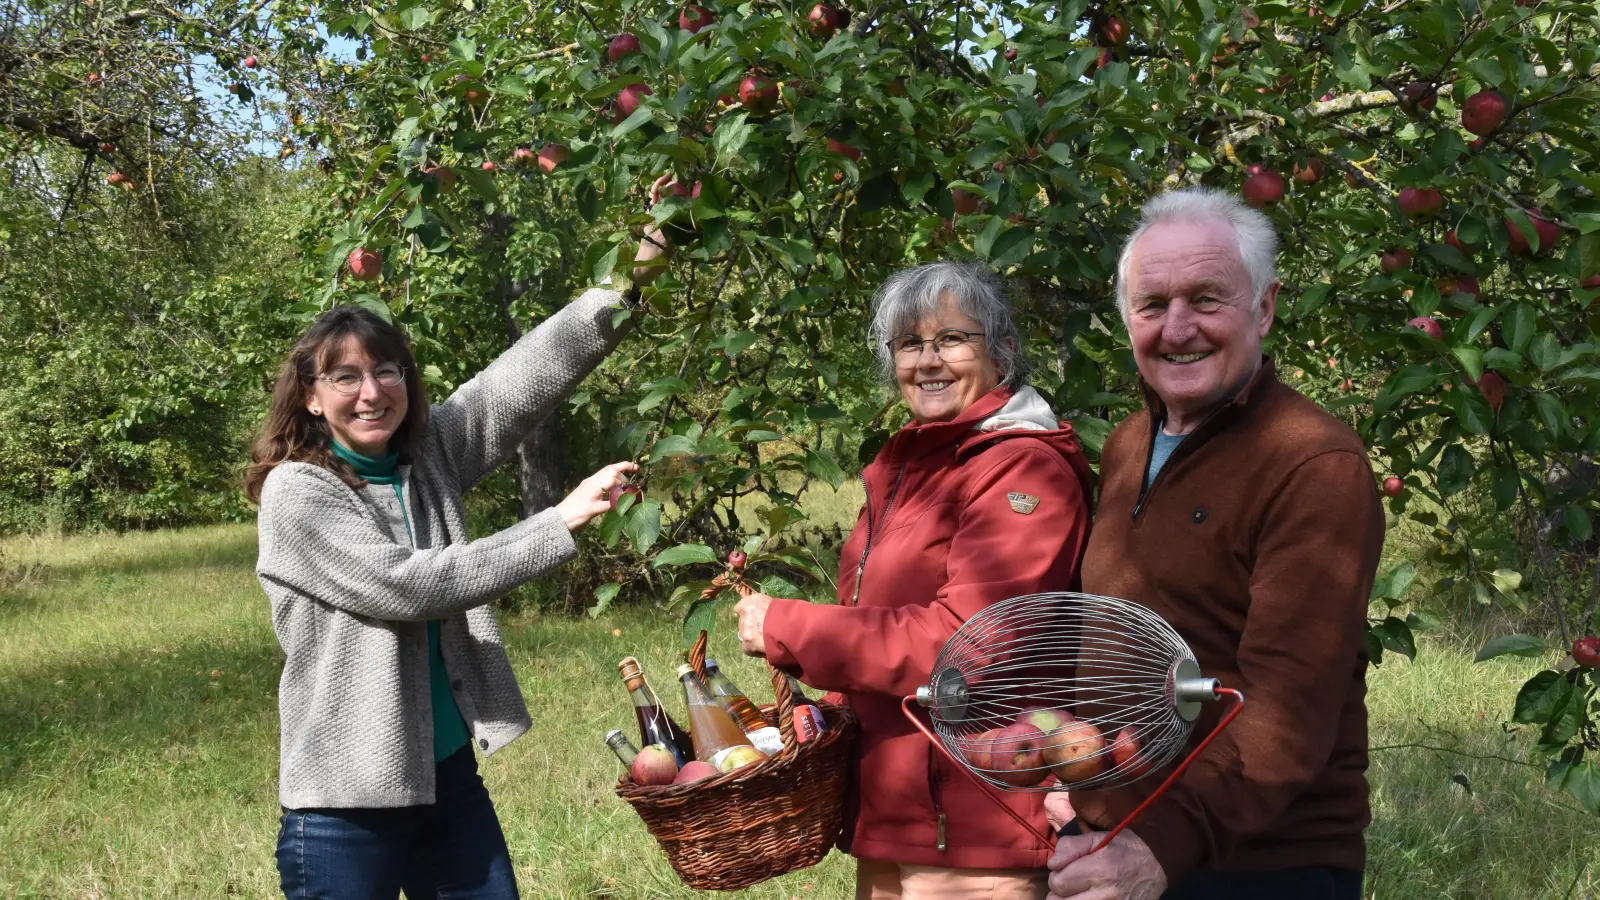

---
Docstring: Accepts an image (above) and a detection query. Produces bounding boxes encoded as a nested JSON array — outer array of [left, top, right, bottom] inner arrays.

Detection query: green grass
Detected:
[[2, 525, 1597, 899]]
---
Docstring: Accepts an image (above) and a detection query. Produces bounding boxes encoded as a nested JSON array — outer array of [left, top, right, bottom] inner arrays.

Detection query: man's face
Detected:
[[1123, 217, 1278, 432]]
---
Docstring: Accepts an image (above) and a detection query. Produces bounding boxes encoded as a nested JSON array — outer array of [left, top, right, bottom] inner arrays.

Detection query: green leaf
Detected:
[[1452, 347, 1483, 383], [1491, 465, 1520, 511], [1386, 563, 1418, 600], [448, 38, 477, 62], [804, 450, 848, 490], [1503, 305, 1537, 355], [625, 499, 663, 553], [610, 106, 655, 140], [637, 376, 687, 412], [587, 582, 621, 618], [1436, 444, 1474, 496], [653, 544, 719, 568], [1513, 670, 1569, 723], [1371, 616, 1416, 661], [1490, 568, 1522, 597], [1565, 504, 1593, 542], [648, 434, 698, 460], [1070, 416, 1114, 455], [1477, 634, 1546, 662], [1451, 386, 1493, 436], [682, 596, 719, 646]]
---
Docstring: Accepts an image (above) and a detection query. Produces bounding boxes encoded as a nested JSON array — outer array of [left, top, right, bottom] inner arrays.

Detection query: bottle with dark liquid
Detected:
[[618, 657, 694, 766], [676, 663, 763, 770], [787, 674, 829, 743], [605, 729, 639, 767], [703, 658, 784, 754]]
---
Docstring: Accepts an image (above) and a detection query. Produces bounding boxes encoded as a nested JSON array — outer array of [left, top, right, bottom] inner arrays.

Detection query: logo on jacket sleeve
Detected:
[[1006, 492, 1040, 515]]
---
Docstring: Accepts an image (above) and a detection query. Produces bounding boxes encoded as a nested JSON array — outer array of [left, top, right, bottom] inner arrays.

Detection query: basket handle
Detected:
[[686, 573, 801, 756]]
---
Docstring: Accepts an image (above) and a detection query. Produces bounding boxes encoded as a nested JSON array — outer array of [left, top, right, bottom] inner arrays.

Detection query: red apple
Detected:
[[1380, 249, 1412, 274], [826, 138, 862, 161], [1382, 476, 1405, 498], [1320, 91, 1335, 102], [1089, 48, 1114, 74], [1293, 159, 1324, 184], [1582, 274, 1600, 290], [1461, 91, 1508, 137], [1445, 230, 1467, 253], [347, 248, 382, 281], [631, 744, 679, 786], [1242, 168, 1285, 208], [1041, 720, 1106, 783], [512, 147, 535, 166], [480, 160, 497, 172], [739, 74, 778, 112], [98, 141, 115, 154], [243, 55, 258, 69], [1004, 47, 1017, 61], [808, 4, 841, 38], [1573, 636, 1600, 668], [608, 483, 643, 510], [106, 172, 128, 186], [679, 5, 715, 33], [421, 53, 433, 63], [1097, 15, 1129, 46], [1407, 316, 1444, 341], [1107, 727, 1153, 779], [1438, 275, 1481, 300], [87, 72, 102, 84], [1398, 187, 1442, 221], [1472, 372, 1506, 413], [1399, 81, 1436, 112], [617, 82, 653, 119], [608, 33, 642, 63], [952, 187, 981, 215], [537, 143, 570, 173], [968, 722, 1048, 787], [665, 179, 702, 200], [728, 549, 748, 569], [672, 760, 720, 784], [425, 166, 456, 193], [1506, 212, 1560, 256]]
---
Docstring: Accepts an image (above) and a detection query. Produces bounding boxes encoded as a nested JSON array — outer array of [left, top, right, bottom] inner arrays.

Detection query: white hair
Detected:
[[869, 261, 1030, 389], [1114, 187, 1280, 328]]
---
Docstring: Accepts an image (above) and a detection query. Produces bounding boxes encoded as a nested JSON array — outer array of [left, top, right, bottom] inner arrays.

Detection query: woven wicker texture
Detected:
[[615, 574, 859, 891]]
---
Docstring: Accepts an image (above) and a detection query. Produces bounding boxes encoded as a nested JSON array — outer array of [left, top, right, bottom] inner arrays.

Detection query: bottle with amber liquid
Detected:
[[676, 664, 764, 770], [703, 658, 784, 754], [618, 657, 693, 766], [787, 674, 829, 743]]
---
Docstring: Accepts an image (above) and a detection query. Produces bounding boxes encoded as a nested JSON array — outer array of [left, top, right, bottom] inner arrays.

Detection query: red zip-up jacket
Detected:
[[762, 387, 1095, 870]]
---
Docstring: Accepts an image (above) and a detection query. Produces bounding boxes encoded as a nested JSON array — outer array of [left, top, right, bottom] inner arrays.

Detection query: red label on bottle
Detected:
[[794, 705, 826, 743]]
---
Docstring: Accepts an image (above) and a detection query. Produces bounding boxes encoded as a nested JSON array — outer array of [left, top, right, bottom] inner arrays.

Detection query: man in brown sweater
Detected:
[[1046, 187, 1385, 900]]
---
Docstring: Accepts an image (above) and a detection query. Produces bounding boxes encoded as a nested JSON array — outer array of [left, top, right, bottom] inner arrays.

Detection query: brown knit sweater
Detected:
[[1071, 358, 1384, 881]]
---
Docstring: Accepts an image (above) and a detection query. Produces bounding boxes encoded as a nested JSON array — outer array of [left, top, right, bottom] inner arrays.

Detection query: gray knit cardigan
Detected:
[[255, 288, 628, 809]]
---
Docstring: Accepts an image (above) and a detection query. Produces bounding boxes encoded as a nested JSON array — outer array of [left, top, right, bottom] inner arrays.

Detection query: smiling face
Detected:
[[304, 335, 410, 458], [893, 293, 1002, 424], [1124, 217, 1278, 434]]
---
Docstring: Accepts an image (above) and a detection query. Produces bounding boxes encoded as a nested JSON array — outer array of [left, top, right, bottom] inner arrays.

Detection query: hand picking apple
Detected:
[[556, 461, 639, 532]]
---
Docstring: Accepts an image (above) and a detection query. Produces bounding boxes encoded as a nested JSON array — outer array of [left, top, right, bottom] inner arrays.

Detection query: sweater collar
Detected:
[[1139, 355, 1278, 432], [885, 386, 1016, 460], [331, 439, 400, 484]]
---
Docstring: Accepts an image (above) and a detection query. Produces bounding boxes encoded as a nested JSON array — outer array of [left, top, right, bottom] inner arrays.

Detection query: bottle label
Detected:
[[745, 726, 785, 755], [794, 705, 827, 743]]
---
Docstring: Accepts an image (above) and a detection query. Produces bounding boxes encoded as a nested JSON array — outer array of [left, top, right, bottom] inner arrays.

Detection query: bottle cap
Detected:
[[704, 658, 721, 673], [618, 657, 642, 680], [604, 728, 625, 745], [675, 663, 696, 678]]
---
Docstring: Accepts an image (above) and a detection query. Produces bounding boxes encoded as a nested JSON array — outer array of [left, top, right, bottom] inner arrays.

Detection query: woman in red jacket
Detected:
[[735, 261, 1095, 899]]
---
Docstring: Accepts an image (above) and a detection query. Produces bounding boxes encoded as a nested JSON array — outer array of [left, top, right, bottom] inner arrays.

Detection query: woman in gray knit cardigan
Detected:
[[243, 223, 668, 899]]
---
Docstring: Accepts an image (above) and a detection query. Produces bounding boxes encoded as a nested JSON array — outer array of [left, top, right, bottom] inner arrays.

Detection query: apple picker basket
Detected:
[[614, 574, 859, 891]]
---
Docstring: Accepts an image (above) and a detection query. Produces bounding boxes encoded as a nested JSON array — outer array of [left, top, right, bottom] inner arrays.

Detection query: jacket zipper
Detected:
[[848, 455, 909, 607], [929, 742, 947, 851], [1131, 403, 1233, 521]]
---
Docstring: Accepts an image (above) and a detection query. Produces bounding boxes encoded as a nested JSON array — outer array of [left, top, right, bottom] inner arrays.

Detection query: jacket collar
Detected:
[[883, 386, 1016, 461]]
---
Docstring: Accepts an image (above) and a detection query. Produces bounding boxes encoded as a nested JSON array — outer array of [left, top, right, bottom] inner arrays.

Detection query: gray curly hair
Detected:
[[868, 261, 1031, 389]]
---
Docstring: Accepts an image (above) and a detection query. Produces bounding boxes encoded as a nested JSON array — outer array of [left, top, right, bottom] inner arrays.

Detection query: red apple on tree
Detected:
[[1406, 316, 1444, 341], [347, 248, 382, 281], [1506, 211, 1560, 256], [1292, 159, 1324, 184], [421, 53, 433, 63], [1241, 167, 1285, 208], [1096, 15, 1129, 46], [1471, 372, 1507, 413], [679, 5, 715, 33], [728, 549, 748, 569], [1380, 249, 1412, 273], [106, 172, 129, 187], [826, 138, 862, 162], [537, 143, 570, 174], [1582, 274, 1600, 291], [1573, 637, 1600, 668], [808, 4, 841, 38], [425, 166, 456, 193], [1461, 91, 1508, 137], [480, 160, 497, 173], [952, 187, 981, 215], [1438, 274, 1481, 300], [512, 147, 535, 167], [608, 483, 644, 510], [243, 55, 258, 69], [1445, 230, 1467, 253], [1004, 47, 1017, 61], [608, 33, 642, 63], [98, 141, 116, 154], [739, 74, 778, 112], [1397, 187, 1442, 221], [607, 82, 654, 123], [1382, 476, 1405, 498], [1398, 81, 1436, 112]]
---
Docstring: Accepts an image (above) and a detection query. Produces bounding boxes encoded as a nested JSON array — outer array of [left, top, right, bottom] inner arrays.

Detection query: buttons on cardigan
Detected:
[[451, 679, 463, 692]]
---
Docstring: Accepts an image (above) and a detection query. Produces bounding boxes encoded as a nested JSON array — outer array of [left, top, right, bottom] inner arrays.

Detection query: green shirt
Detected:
[[330, 440, 471, 762]]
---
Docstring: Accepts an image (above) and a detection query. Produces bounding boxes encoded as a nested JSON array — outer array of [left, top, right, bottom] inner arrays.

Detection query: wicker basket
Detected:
[[615, 578, 859, 891]]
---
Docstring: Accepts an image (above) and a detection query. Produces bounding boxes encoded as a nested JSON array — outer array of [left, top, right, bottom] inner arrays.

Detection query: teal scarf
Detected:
[[330, 440, 470, 763]]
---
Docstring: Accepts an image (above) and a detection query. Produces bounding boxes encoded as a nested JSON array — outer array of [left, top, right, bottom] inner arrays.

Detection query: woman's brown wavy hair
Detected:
[[242, 306, 429, 503]]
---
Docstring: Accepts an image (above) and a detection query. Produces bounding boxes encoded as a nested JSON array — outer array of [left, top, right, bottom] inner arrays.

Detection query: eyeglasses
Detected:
[[887, 330, 986, 365], [317, 364, 407, 395]]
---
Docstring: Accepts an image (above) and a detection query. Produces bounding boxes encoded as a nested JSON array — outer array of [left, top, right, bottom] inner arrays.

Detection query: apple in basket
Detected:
[[1107, 726, 1154, 779], [673, 760, 720, 784], [1041, 720, 1106, 783], [966, 722, 1049, 787], [717, 745, 767, 773], [631, 744, 679, 786]]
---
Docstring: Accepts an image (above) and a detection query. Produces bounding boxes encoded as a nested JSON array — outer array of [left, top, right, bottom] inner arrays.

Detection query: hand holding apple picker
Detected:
[[905, 591, 1245, 853]]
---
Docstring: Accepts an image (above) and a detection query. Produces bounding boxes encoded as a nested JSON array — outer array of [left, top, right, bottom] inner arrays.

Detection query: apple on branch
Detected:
[[347, 248, 382, 281], [1242, 165, 1285, 208], [1382, 476, 1405, 498], [607, 33, 641, 63]]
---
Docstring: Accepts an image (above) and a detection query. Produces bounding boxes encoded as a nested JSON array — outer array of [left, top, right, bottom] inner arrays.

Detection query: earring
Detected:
[[311, 408, 321, 415]]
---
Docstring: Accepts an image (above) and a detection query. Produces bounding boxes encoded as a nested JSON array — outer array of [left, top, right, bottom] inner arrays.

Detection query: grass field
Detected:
[[2, 524, 1597, 899]]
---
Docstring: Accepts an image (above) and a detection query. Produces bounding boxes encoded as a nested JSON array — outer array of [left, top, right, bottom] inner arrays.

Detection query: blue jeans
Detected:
[[275, 747, 518, 900]]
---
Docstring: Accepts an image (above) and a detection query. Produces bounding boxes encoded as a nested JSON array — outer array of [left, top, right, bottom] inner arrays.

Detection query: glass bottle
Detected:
[[618, 657, 693, 766], [703, 658, 785, 754], [787, 674, 829, 743], [676, 663, 762, 769], [605, 729, 639, 767]]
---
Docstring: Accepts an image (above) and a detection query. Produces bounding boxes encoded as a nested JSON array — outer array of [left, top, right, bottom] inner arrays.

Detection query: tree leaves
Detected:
[[1476, 634, 1545, 662]]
